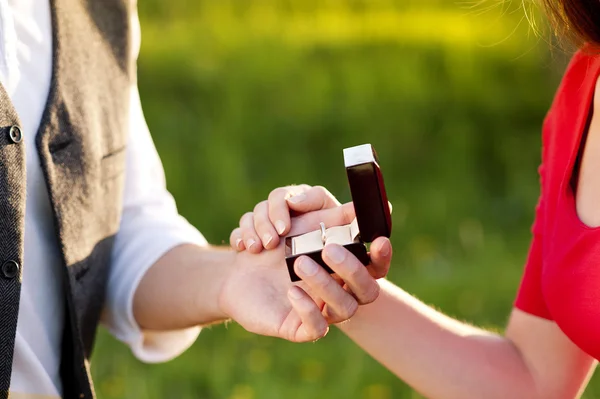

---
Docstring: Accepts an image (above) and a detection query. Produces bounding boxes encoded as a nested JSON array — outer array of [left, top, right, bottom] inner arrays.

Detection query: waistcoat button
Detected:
[[1, 260, 19, 279], [8, 125, 22, 144]]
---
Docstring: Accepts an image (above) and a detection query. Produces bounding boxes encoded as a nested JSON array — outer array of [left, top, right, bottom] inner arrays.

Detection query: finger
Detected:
[[239, 212, 261, 253], [366, 236, 393, 279], [268, 184, 312, 236], [294, 256, 358, 324], [288, 202, 356, 237], [229, 227, 245, 251], [253, 201, 280, 249], [286, 286, 329, 342], [286, 185, 341, 213], [322, 244, 380, 305]]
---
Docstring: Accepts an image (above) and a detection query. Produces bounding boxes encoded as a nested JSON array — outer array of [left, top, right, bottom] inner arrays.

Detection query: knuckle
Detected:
[[239, 212, 254, 225], [322, 306, 338, 324], [290, 329, 299, 343], [229, 227, 241, 239], [340, 298, 358, 320], [313, 184, 328, 193], [253, 214, 268, 229], [296, 184, 312, 193], [313, 185, 340, 207], [341, 203, 354, 222], [373, 255, 392, 276], [360, 283, 380, 305], [241, 226, 257, 240], [282, 326, 295, 343], [374, 266, 390, 279], [229, 231, 241, 246], [315, 324, 329, 339], [307, 325, 327, 342], [346, 261, 363, 281], [242, 232, 256, 242], [268, 187, 290, 201], [312, 185, 329, 197], [253, 219, 267, 235], [253, 200, 268, 214], [372, 283, 382, 301], [347, 299, 359, 318], [267, 200, 289, 226], [278, 320, 296, 343], [316, 272, 336, 291]]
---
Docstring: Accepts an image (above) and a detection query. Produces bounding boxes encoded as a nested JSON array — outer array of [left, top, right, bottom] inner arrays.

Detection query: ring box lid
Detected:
[[343, 143, 392, 242]]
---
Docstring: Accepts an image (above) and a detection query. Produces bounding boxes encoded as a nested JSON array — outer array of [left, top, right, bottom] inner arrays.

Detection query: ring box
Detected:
[[284, 143, 392, 282]]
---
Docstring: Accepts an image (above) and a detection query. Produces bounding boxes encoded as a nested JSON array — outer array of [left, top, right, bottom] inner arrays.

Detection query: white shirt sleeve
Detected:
[[101, 83, 207, 363], [99, 8, 207, 361]]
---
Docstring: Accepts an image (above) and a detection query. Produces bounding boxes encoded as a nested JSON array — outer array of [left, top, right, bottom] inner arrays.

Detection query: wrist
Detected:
[[215, 249, 247, 322], [191, 246, 237, 324]]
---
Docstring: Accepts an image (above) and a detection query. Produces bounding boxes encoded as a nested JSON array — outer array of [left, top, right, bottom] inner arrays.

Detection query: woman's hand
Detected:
[[230, 184, 354, 253]]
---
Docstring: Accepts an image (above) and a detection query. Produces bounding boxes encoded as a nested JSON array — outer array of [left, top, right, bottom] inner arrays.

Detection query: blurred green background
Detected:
[[90, 1, 591, 398]]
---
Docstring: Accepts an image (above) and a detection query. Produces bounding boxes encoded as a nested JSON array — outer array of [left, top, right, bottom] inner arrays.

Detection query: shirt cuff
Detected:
[[103, 213, 208, 363]]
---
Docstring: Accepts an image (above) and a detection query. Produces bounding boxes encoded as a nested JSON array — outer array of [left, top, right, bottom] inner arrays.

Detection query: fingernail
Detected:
[[379, 240, 390, 257], [263, 234, 273, 247], [275, 220, 286, 235], [247, 238, 256, 249], [297, 257, 319, 276], [325, 245, 346, 264], [288, 286, 304, 300], [287, 193, 306, 204], [235, 238, 243, 250]]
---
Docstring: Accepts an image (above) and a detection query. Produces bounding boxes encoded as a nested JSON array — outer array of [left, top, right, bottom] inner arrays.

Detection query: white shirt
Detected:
[[2, 1, 206, 397]]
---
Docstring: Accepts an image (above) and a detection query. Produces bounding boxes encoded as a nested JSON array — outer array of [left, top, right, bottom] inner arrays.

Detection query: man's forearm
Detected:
[[133, 244, 236, 331]]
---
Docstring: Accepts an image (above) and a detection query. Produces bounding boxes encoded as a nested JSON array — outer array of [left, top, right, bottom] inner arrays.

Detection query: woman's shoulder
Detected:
[[542, 48, 600, 152], [547, 48, 600, 117], [563, 45, 600, 81]]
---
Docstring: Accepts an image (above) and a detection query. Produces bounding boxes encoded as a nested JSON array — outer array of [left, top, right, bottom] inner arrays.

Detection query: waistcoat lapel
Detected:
[[35, 0, 133, 397]]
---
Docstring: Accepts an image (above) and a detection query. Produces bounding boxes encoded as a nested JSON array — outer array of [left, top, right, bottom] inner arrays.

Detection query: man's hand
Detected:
[[219, 234, 392, 342]]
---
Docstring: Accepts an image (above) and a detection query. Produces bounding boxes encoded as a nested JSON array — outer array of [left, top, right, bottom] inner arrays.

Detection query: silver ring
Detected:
[[320, 222, 326, 245]]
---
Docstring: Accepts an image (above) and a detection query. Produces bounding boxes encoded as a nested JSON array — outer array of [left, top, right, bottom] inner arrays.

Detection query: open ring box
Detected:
[[284, 143, 392, 282]]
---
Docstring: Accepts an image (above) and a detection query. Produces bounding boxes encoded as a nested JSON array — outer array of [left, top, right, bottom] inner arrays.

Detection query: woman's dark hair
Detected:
[[543, 0, 600, 46]]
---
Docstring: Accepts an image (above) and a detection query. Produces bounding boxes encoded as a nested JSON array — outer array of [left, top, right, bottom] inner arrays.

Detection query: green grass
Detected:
[[90, 1, 600, 398]]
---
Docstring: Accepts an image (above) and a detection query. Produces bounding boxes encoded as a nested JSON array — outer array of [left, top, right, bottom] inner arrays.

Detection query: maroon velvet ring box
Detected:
[[284, 143, 392, 282]]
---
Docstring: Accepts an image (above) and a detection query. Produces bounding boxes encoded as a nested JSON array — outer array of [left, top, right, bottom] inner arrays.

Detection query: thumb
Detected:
[[286, 186, 341, 213]]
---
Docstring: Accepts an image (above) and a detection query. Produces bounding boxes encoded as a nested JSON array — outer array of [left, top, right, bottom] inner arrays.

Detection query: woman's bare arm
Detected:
[[338, 279, 595, 399]]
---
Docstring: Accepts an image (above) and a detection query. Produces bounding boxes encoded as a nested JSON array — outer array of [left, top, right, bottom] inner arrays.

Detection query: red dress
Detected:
[[515, 49, 600, 358]]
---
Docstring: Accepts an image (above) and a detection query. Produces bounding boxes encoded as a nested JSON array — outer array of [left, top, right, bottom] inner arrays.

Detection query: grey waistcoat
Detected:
[[0, 0, 133, 397]]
